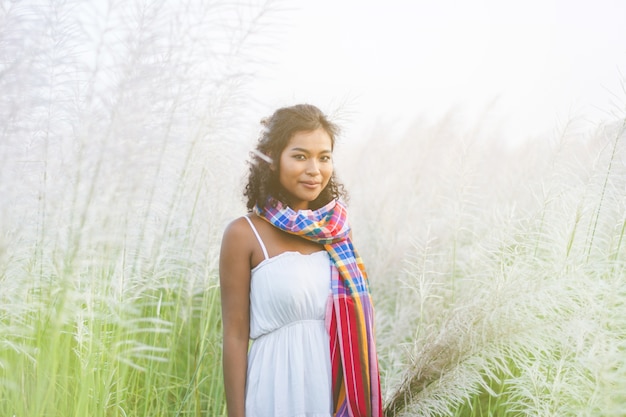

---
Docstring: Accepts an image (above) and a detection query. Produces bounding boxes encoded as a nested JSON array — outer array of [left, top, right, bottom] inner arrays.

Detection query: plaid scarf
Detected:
[[255, 198, 383, 417]]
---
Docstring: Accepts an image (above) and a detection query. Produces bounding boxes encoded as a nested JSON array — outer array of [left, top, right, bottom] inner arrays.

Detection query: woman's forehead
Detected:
[[285, 128, 333, 150]]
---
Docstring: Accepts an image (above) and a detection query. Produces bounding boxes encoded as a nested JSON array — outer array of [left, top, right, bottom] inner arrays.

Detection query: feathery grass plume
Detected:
[[0, 0, 282, 415], [342, 108, 626, 416]]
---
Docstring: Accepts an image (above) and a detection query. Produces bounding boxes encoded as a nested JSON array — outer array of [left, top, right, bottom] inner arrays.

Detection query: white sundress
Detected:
[[243, 216, 333, 417]]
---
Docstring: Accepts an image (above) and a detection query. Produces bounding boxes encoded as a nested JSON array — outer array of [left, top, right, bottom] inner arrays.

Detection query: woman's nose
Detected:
[[306, 159, 320, 175]]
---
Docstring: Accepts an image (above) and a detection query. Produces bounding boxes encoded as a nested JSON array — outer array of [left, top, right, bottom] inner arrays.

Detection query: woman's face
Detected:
[[276, 127, 333, 211]]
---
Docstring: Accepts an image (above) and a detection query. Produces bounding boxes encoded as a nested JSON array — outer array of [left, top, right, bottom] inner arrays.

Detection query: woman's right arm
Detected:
[[219, 219, 252, 417]]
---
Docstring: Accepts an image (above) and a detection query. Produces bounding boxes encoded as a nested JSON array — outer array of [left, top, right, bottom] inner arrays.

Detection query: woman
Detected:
[[219, 104, 383, 417]]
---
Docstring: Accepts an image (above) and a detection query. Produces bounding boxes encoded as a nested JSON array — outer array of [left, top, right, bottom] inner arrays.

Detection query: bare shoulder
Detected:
[[220, 216, 255, 255], [222, 215, 252, 240], [219, 216, 255, 286]]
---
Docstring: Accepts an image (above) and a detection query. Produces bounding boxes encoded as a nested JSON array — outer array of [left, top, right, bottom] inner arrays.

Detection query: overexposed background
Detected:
[[248, 0, 626, 143]]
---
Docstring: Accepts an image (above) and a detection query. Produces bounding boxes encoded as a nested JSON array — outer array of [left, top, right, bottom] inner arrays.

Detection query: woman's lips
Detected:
[[300, 181, 320, 189]]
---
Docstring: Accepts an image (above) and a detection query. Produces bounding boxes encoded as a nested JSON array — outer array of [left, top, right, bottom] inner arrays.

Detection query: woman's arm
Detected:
[[219, 219, 252, 417]]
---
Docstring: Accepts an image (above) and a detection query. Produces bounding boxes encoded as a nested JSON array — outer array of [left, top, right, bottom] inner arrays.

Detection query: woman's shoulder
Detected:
[[220, 215, 258, 264], [222, 214, 254, 240]]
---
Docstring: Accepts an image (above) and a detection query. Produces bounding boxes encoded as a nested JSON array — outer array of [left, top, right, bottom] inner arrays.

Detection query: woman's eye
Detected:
[[293, 154, 306, 160], [320, 155, 332, 162]]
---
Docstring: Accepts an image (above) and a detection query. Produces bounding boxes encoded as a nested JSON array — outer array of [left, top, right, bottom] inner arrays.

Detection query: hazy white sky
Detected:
[[249, 0, 626, 143]]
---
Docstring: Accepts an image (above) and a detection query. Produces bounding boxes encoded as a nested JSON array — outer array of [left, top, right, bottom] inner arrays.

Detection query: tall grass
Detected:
[[0, 1, 277, 415], [343, 114, 626, 416]]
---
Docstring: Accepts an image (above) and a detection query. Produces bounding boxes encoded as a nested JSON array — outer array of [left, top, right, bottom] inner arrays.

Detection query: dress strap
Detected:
[[243, 216, 269, 260]]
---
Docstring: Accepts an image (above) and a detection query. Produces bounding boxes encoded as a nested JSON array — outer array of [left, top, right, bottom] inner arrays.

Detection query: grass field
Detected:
[[1, 1, 625, 416], [347, 116, 626, 416]]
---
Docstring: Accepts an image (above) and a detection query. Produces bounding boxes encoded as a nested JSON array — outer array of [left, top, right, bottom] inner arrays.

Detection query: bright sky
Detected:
[[249, 0, 626, 143]]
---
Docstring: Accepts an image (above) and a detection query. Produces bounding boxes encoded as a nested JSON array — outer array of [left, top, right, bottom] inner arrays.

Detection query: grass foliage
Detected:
[[0, 0, 274, 415], [2, 1, 626, 416], [344, 115, 626, 416]]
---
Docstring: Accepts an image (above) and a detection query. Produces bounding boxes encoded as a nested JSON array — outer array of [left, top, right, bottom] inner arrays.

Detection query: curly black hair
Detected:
[[244, 104, 347, 212]]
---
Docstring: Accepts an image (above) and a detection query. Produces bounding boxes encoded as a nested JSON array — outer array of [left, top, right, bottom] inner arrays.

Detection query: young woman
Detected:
[[219, 104, 383, 417]]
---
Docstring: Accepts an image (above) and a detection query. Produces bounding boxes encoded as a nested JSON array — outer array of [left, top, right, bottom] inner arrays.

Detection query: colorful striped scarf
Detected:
[[255, 198, 383, 417]]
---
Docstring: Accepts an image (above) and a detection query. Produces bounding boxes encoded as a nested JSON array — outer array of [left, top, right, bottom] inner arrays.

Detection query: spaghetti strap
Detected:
[[243, 216, 269, 260]]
